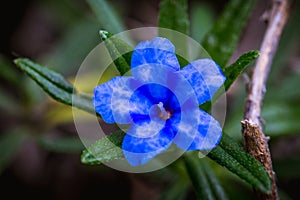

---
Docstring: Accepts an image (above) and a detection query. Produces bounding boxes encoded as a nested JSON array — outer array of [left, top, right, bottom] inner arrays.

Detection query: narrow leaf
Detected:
[[0, 129, 29, 173], [15, 58, 73, 105], [81, 130, 125, 164], [38, 136, 84, 153], [100, 31, 190, 75], [207, 134, 271, 193], [99, 30, 133, 75], [86, 0, 125, 33], [15, 58, 75, 93], [177, 55, 190, 68], [262, 103, 300, 137], [202, 0, 257, 67], [81, 131, 271, 194], [14, 58, 95, 114], [183, 154, 215, 200], [190, 3, 215, 42], [201, 159, 229, 200], [159, 0, 189, 34], [224, 50, 259, 90], [72, 93, 95, 114]]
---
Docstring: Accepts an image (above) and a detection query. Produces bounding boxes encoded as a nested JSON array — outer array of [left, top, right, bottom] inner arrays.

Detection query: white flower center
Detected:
[[156, 102, 171, 120]]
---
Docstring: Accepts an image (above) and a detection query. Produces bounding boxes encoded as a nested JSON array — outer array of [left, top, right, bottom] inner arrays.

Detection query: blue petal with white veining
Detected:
[[131, 37, 180, 71], [179, 58, 226, 104], [129, 83, 179, 111], [126, 117, 166, 138], [94, 76, 141, 124], [128, 83, 181, 135], [187, 109, 222, 150], [131, 64, 196, 107], [173, 97, 200, 150], [122, 125, 176, 166], [93, 76, 130, 123]]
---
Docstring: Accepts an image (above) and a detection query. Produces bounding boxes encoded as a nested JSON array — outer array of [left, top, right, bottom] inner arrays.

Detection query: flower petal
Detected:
[[130, 83, 180, 112], [93, 77, 141, 124], [172, 98, 201, 150], [131, 37, 180, 71], [122, 126, 176, 166], [127, 117, 166, 138], [179, 58, 226, 104], [131, 63, 175, 86], [188, 109, 222, 150], [131, 64, 196, 108], [129, 84, 164, 114]]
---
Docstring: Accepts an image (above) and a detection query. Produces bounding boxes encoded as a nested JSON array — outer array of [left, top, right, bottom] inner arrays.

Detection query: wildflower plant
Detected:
[[71, 28, 229, 172], [12, 0, 294, 198], [93, 36, 225, 166]]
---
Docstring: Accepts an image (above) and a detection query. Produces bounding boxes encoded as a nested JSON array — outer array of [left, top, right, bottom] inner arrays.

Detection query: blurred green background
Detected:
[[0, 0, 299, 199]]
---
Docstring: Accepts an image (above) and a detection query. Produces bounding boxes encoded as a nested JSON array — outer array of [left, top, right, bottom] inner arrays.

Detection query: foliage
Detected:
[[1, 0, 299, 199]]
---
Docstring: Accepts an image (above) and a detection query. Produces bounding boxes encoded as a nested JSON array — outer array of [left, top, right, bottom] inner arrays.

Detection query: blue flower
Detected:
[[93, 37, 226, 166]]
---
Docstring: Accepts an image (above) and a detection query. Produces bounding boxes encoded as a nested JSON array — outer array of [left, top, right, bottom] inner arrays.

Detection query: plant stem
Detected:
[[241, 0, 291, 199]]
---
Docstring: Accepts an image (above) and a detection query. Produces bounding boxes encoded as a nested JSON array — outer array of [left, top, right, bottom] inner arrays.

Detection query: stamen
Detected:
[[157, 102, 171, 120]]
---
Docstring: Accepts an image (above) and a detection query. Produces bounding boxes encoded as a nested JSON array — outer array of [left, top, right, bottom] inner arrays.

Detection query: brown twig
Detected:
[[241, 0, 290, 199]]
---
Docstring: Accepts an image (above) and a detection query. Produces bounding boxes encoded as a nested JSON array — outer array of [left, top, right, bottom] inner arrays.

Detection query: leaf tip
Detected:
[[99, 30, 112, 41], [81, 149, 94, 164], [13, 58, 31, 69], [251, 50, 260, 58], [13, 58, 23, 66]]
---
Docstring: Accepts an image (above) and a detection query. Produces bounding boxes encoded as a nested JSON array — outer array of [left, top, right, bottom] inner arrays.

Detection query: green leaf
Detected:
[[224, 50, 259, 90], [183, 155, 215, 200], [158, 0, 189, 34], [86, 0, 125, 33], [202, 0, 257, 67], [262, 103, 300, 137], [183, 155, 228, 200], [72, 93, 95, 114], [80, 131, 271, 194], [201, 159, 229, 200], [177, 55, 190, 68], [266, 74, 300, 102], [190, 2, 215, 42], [14, 58, 95, 114], [99, 30, 133, 75], [15, 58, 73, 104], [207, 134, 271, 193], [81, 130, 271, 194], [99, 31, 190, 74], [15, 58, 75, 93], [38, 136, 84, 153], [81, 130, 125, 164], [0, 129, 29, 173], [159, 178, 189, 200]]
